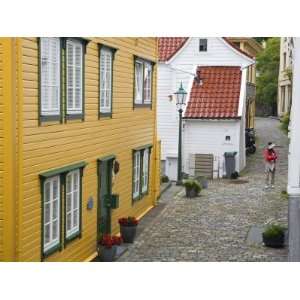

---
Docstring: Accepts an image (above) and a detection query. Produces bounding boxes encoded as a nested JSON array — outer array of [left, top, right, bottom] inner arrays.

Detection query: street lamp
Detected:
[[175, 82, 187, 185]]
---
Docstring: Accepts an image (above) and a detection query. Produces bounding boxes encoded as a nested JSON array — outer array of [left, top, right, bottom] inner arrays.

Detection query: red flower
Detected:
[[99, 234, 122, 248], [118, 216, 139, 226]]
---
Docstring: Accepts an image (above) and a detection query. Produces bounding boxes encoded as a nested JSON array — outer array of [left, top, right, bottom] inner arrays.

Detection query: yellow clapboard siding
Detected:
[[0, 39, 4, 261], [17, 37, 159, 262]]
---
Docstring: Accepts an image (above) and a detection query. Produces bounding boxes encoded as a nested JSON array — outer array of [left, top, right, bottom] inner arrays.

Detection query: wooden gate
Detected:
[[194, 154, 214, 179]]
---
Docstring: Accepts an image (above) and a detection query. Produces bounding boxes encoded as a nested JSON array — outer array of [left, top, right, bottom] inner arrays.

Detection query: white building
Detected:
[[278, 37, 294, 117], [157, 37, 255, 180], [288, 37, 300, 261]]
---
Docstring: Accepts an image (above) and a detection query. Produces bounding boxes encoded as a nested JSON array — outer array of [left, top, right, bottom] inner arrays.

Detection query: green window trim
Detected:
[[98, 44, 118, 119], [40, 173, 64, 261], [132, 145, 152, 204], [133, 55, 156, 109], [97, 154, 116, 162], [40, 161, 87, 179], [40, 162, 87, 260], [62, 38, 89, 122], [38, 37, 63, 126]]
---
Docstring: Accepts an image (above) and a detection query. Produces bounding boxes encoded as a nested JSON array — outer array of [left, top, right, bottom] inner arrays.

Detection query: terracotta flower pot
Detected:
[[120, 225, 137, 243]]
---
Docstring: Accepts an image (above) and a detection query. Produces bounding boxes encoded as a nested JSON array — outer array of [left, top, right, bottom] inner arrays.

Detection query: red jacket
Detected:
[[263, 148, 278, 162]]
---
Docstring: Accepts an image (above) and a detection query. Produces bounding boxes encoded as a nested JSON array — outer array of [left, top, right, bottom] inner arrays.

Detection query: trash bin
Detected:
[[224, 152, 237, 178]]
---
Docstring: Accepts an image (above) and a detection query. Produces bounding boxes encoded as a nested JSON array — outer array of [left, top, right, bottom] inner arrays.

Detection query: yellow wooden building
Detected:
[[228, 38, 263, 129], [0, 37, 161, 262]]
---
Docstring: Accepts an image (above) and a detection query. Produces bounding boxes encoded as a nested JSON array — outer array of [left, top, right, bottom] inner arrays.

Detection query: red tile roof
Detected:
[[184, 66, 242, 119], [158, 37, 254, 62], [158, 37, 189, 61]]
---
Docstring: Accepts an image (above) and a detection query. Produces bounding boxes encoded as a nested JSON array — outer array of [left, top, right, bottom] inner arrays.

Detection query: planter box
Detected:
[[262, 233, 285, 248], [185, 187, 199, 198], [120, 225, 137, 243]]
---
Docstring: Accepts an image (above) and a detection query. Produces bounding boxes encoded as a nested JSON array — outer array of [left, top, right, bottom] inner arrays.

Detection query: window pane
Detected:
[[52, 220, 58, 240], [45, 203, 50, 223], [66, 194, 72, 212], [73, 192, 78, 209], [67, 213, 72, 231], [45, 182, 50, 202], [53, 200, 58, 219], [45, 224, 50, 244], [135, 62, 143, 103], [73, 210, 78, 228]]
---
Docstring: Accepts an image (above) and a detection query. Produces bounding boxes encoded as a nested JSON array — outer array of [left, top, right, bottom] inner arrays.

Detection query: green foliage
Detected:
[[183, 179, 202, 193], [263, 224, 285, 239], [254, 37, 270, 43], [161, 175, 169, 183], [280, 113, 290, 134], [256, 38, 280, 108]]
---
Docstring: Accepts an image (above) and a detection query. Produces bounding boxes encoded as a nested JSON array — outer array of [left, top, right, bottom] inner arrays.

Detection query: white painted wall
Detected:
[[183, 120, 241, 178], [157, 37, 253, 178]]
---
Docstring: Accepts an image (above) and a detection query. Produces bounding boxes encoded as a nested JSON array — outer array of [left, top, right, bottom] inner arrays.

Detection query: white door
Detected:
[[166, 157, 178, 181]]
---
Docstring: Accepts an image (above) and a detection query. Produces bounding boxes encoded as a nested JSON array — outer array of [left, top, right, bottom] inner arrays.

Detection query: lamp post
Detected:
[[175, 82, 187, 185]]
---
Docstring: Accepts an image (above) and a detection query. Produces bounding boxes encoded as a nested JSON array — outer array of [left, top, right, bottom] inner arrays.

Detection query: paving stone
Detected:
[[117, 118, 288, 262]]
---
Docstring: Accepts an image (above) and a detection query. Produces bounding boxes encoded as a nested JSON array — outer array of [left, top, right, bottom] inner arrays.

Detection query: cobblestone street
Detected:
[[118, 117, 289, 261]]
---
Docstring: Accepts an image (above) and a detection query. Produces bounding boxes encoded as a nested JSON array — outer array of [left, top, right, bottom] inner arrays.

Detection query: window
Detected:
[[225, 136, 231, 142], [199, 39, 207, 52], [141, 148, 149, 193], [281, 86, 286, 112], [43, 176, 61, 254], [40, 161, 86, 258], [40, 37, 61, 120], [65, 170, 80, 239], [283, 52, 287, 70], [133, 151, 141, 199], [100, 47, 114, 115], [132, 146, 151, 201], [134, 58, 153, 106], [66, 39, 83, 116]]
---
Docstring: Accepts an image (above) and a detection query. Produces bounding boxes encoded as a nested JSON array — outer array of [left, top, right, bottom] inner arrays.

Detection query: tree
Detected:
[[256, 37, 280, 115], [254, 37, 270, 44]]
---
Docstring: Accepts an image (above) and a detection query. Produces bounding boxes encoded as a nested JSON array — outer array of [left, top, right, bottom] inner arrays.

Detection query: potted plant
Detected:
[[98, 234, 122, 262], [262, 224, 285, 248], [196, 176, 208, 189], [119, 216, 139, 243], [183, 179, 201, 198]]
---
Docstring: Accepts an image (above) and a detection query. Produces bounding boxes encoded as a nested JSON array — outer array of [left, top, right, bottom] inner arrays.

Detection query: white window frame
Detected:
[[100, 48, 113, 114], [142, 148, 149, 193], [43, 176, 60, 253], [65, 169, 80, 239], [40, 37, 61, 117], [66, 39, 83, 115], [133, 151, 141, 199]]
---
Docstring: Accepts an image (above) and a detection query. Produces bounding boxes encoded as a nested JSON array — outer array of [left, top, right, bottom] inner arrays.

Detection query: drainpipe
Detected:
[[288, 37, 300, 261]]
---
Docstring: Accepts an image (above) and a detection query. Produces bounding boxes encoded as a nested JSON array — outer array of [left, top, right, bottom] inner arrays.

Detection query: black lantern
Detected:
[[175, 82, 187, 108]]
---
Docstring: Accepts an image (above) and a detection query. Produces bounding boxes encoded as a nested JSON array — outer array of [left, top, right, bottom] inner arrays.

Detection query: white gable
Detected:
[[168, 37, 254, 68]]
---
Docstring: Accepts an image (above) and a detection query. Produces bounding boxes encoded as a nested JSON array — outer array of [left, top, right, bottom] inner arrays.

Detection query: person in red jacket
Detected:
[[263, 142, 278, 189]]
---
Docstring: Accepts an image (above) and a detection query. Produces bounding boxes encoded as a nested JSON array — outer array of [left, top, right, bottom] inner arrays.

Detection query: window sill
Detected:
[[66, 114, 83, 121], [65, 231, 81, 245], [42, 243, 62, 260], [40, 115, 61, 123], [132, 191, 148, 204], [133, 103, 152, 108], [99, 112, 112, 118]]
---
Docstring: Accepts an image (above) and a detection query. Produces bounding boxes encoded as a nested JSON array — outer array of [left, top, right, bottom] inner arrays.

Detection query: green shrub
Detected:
[[161, 175, 169, 183], [183, 179, 202, 193], [263, 224, 285, 239], [280, 113, 290, 134]]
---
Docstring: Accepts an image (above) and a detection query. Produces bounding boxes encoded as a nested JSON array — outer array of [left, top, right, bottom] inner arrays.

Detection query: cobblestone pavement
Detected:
[[118, 118, 289, 261]]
